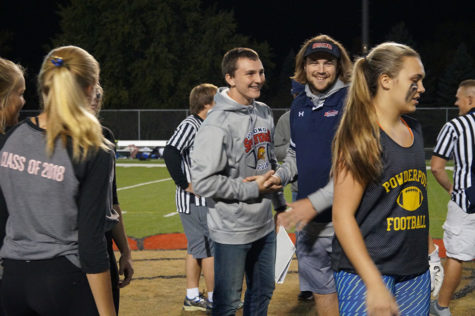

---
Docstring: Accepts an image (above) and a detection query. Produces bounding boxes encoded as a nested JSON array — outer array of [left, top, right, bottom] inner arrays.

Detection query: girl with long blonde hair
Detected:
[[331, 42, 435, 315], [0, 57, 25, 134], [0, 46, 116, 316]]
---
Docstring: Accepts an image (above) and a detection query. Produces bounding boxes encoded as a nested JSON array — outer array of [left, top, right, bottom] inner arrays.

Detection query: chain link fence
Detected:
[[20, 107, 459, 154]]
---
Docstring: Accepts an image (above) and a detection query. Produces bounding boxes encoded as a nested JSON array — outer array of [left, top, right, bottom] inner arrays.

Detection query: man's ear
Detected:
[[468, 95, 473, 106], [225, 73, 235, 87]]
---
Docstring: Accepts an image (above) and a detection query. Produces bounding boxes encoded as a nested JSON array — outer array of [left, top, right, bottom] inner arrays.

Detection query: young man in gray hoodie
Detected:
[[191, 47, 282, 316]]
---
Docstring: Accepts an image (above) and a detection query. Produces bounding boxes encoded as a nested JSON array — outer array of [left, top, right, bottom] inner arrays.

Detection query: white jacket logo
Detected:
[[298, 111, 304, 117]]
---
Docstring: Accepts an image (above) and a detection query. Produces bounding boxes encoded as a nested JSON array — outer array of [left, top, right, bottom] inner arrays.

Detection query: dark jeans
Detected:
[[1, 257, 98, 316], [213, 231, 276, 316]]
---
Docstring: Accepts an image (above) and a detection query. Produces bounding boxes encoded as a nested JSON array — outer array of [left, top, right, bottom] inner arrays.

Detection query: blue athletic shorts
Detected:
[[334, 269, 430, 315]]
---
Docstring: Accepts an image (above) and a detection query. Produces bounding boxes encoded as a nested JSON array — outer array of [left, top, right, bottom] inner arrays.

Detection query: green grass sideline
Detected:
[[116, 160, 451, 239]]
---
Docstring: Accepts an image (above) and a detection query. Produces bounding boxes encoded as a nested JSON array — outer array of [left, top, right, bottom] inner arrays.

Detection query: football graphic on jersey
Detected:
[[397, 186, 423, 211]]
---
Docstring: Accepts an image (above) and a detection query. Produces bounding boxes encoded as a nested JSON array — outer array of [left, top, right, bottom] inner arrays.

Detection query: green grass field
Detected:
[[116, 159, 451, 239]]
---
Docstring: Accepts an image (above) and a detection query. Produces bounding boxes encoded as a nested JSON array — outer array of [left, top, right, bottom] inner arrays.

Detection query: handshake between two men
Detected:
[[243, 170, 319, 232]]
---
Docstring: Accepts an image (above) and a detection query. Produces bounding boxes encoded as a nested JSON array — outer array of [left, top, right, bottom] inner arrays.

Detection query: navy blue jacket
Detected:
[[290, 87, 348, 223]]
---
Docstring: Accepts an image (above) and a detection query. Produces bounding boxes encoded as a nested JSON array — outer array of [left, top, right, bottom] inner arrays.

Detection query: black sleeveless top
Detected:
[[332, 116, 429, 276]]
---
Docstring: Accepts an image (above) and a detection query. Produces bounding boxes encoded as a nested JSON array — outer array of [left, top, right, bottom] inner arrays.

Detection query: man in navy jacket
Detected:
[[269, 34, 353, 316]]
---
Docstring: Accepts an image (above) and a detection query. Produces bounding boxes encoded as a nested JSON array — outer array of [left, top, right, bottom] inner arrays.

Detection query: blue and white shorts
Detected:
[[334, 270, 430, 315]]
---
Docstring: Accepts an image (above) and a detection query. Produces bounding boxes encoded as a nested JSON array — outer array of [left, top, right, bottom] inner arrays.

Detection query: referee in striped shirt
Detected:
[[163, 83, 217, 312], [430, 79, 475, 316]]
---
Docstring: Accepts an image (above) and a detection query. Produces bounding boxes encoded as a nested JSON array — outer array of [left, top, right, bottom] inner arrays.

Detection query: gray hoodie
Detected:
[[190, 87, 276, 244]]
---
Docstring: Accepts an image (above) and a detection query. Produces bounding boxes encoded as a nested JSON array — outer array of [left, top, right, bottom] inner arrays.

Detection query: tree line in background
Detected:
[[52, 0, 272, 109], [1, 0, 474, 109]]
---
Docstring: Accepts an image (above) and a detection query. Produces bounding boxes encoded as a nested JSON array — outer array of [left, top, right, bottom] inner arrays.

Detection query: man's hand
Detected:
[[429, 244, 444, 297], [118, 251, 134, 288], [185, 183, 195, 194], [243, 170, 282, 193], [277, 198, 317, 231], [264, 174, 282, 188], [185, 183, 201, 198]]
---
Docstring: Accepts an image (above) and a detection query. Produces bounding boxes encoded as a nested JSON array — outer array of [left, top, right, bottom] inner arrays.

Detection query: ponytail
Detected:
[[38, 46, 109, 161], [332, 58, 382, 185]]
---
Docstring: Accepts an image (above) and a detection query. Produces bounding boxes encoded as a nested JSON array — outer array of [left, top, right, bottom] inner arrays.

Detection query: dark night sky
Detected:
[[2, 0, 473, 64], [1, 0, 474, 108], [213, 0, 474, 63]]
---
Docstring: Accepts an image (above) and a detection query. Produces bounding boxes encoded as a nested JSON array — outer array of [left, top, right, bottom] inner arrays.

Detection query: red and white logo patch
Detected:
[[324, 110, 339, 117], [312, 42, 333, 50]]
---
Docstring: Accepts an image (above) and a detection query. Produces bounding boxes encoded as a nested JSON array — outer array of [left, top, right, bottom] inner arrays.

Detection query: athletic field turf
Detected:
[[116, 159, 451, 239]]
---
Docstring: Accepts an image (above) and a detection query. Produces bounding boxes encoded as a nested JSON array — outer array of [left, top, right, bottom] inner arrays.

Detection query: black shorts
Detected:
[[2, 257, 99, 316]]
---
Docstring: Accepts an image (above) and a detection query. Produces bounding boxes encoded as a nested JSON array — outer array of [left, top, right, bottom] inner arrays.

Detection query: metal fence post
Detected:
[[138, 110, 141, 140]]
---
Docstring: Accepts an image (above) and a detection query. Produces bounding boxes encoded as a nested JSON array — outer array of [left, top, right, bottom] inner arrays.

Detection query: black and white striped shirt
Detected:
[[433, 108, 475, 212], [166, 115, 206, 213]]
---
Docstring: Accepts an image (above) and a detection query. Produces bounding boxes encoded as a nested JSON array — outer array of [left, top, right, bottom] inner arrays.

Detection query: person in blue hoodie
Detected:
[[191, 47, 282, 316], [268, 34, 352, 316]]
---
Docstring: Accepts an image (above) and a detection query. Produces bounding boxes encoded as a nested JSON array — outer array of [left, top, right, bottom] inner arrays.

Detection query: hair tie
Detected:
[[51, 56, 64, 67], [362, 55, 371, 68]]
